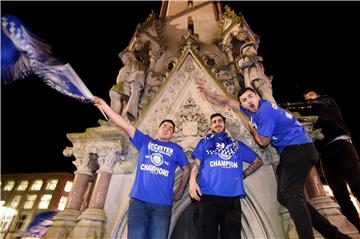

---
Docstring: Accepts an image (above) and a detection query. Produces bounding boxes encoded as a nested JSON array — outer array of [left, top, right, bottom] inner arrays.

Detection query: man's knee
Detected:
[[277, 191, 301, 207]]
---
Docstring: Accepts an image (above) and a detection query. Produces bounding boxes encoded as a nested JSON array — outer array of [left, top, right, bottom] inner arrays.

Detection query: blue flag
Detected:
[[1, 15, 94, 103]]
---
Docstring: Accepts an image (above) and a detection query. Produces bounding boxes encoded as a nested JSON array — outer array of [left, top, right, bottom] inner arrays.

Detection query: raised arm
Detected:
[[188, 159, 202, 201], [93, 96, 136, 138], [197, 81, 240, 111], [243, 156, 263, 179], [173, 165, 190, 201], [248, 122, 271, 147]]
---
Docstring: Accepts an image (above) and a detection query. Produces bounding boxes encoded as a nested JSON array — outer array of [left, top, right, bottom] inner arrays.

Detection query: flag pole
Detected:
[[96, 106, 109, 120]]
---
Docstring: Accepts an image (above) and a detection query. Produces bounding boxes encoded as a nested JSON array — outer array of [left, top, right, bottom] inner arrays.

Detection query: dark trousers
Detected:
[[277, 143, 342, 239], [194, 195, 241, 239], [321, 139, 360, 232]]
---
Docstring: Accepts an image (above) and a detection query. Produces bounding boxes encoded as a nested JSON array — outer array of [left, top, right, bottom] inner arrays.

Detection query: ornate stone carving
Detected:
[[110, 50, 146, 122], [173, 96, 209, 148], [95, 143, 122, 173], [64, 146, 93, 175]]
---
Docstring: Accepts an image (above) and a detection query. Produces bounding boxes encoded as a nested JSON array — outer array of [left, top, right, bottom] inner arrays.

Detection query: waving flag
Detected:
[[1, 15, 94, 103]]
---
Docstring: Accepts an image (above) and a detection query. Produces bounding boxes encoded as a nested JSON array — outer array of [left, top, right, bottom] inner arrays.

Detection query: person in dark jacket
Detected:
[[304, 89, 360, 232]]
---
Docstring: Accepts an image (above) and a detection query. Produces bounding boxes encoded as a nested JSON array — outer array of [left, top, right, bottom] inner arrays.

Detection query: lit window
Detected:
[[45, 180, 58, 190], [0, 208, 17, 231], [64, 181, 73, 192], [30, 180, 43, 191], [16, 180, 29, 191], [23, 195, 37, 209], [10, 195, 22, 209], [38, 194, 52, 209], [3, 181, 15, 191], [58, 196, 67, 211], [14, 213, 28, 230]]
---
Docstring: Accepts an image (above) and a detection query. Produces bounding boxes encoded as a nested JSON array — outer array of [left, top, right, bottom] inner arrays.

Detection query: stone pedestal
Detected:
[[42, 209, 81, 239], [69, 145, 118, 239], [68, 208, 106, 239], [305, 159, 360, 238], [310, 196, 360, 238], [43, 146, 94, 239]]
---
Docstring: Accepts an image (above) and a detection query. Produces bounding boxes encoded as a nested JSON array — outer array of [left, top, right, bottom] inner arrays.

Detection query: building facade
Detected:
[[1, 172, 74, 239]]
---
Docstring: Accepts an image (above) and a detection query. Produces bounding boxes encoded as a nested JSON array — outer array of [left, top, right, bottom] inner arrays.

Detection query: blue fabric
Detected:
[[201, 132, 233, 151], [241, 100, 311, 153], [129, 129, 188, 205], [192, 132, 257, 197], [127, 198, 172, 239], [1, 32, 20, 81], [1, 15, 93, 103]]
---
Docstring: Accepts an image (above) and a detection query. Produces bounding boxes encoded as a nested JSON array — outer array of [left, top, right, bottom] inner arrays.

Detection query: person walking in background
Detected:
[[196, 82, 350, 239], [304, 89, 360, 232], [189, 113, 263, 239], [93, 96, 190, 239]]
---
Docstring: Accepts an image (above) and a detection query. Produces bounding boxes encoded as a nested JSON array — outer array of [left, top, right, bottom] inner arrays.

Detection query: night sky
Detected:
[[2, 1, 360, 174]]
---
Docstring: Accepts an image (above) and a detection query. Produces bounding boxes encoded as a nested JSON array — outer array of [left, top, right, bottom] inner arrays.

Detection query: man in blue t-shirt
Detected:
[[196, 82, 351, 239], [189, 113, 263, 239], [93, 96, 190, 239]]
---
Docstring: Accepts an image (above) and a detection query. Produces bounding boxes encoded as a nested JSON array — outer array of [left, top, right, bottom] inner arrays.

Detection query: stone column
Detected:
[[306, 164, 360, 237], [43, 146, 96, 239], [69, 144, 119, 239], [223, 43, 237, 74]]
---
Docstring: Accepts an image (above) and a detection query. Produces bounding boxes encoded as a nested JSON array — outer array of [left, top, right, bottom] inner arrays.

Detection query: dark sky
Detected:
[[2, 1, 360, 174]]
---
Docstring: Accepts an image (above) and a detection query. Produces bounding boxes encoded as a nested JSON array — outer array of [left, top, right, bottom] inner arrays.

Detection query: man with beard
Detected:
[[189, 113, 263, 239]]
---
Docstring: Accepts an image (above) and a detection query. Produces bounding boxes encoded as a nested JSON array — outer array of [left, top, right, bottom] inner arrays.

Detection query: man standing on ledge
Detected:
[[304, 89, 360, 232], [189, 113, 263, 239], [93, 96, 190, 239]]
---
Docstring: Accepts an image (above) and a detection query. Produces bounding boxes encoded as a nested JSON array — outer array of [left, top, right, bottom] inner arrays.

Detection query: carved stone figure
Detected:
[[109, 50, 145, 121], [234, 30, 276, 103]]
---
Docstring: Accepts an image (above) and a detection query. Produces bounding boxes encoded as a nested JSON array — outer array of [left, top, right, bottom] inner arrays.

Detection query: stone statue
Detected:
[[234, 30, 276, 104], [109, 50, 145, 122]]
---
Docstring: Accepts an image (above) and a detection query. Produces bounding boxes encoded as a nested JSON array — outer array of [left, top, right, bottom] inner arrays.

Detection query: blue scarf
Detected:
[[204, 132, 234, 151]]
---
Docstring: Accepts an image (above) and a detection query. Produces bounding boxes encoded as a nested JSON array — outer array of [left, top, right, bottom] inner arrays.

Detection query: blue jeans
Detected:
[[127, 198, 172, 239]]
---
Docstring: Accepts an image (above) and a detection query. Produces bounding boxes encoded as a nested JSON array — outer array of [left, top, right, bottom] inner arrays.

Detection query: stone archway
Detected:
[[169, 196, 277, 239], [168, 168, 280, 239]]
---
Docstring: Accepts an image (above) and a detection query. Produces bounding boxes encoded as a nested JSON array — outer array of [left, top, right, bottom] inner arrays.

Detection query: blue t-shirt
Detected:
[[129, 129, 189, 205], [241, 99, 311, 153], [191, 133, 257, 197]]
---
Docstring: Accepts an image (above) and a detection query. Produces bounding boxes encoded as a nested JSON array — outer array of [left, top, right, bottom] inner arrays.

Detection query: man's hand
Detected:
[[196, 81, 209, 95], [93, 96, 106, 108], [189, 180, 202, 201]]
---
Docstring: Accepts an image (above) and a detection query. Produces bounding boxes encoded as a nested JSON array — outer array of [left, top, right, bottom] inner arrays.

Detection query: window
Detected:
[[16, 180, 29, 191], [3, 181, 15, 191], [0, 208, 16, 232], [14, 213, 28, 230], [64, 181, 73, 192], [30, 180, 43, 191], [58, 196, 67, 211], [23, 195, 37, 209], [0, 216, 11, 231], [38, 194, 52, 209], [10, 195, 22, 209], [45, 179, 58, 190]]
